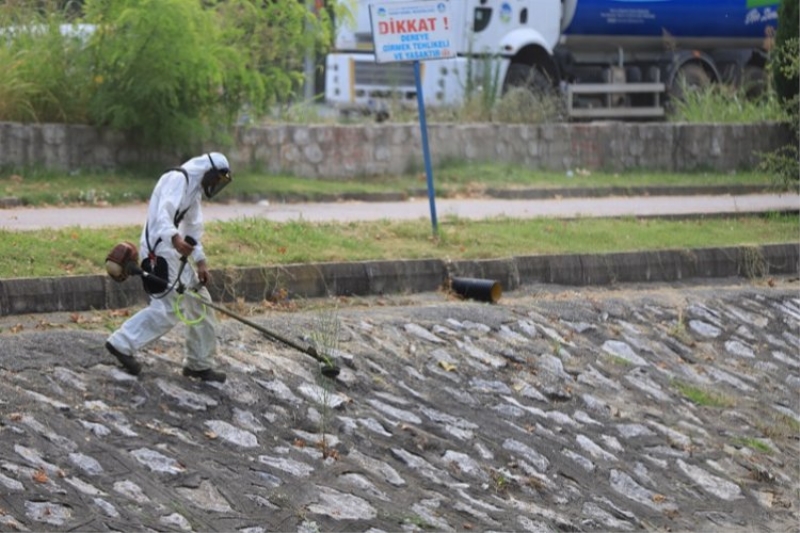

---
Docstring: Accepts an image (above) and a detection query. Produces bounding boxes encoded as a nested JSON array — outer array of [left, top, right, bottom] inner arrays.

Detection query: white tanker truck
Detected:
[[324, 0, 781, 119]]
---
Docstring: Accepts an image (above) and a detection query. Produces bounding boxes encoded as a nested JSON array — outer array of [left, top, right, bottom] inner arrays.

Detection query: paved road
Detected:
[[1, 192, 798, 230]]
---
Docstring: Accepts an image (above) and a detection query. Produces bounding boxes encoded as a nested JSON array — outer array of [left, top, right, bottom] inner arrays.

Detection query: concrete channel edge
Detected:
[[0, 243, 797, 317]]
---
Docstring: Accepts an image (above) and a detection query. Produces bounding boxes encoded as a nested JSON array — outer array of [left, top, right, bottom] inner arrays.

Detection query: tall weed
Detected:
[[0, 5, 91, 123], [0, 51, 35, 122], [669, 82, 788, 123]]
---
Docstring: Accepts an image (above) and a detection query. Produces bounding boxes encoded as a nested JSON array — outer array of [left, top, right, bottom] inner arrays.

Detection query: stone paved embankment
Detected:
[[0, 278, 797, 532]]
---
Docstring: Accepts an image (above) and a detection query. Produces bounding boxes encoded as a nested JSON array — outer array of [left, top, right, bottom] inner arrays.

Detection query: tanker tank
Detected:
[[560, 0, 780, 53]]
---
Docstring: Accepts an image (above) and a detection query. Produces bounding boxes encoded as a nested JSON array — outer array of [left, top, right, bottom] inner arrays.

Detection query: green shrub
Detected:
[[0, 0, 338, 149], [773, 0, 799, 104], [216, 0, 336, 118], [84, 0, 249, 148], [760, 0, 799, 186], [0, 3, 92, 123]]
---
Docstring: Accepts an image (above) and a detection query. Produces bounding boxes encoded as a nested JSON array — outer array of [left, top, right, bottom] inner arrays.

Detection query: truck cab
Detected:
[[324, 0, 561, 114]]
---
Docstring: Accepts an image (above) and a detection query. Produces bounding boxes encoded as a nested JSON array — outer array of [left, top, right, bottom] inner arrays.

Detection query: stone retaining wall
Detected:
[[1, 243, 796, 316], [0, 121, 792, 178]]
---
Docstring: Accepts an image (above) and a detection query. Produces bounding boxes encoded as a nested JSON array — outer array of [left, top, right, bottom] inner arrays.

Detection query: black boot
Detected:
[[106, 342, 142, 376], [182, 367, 226, 383]]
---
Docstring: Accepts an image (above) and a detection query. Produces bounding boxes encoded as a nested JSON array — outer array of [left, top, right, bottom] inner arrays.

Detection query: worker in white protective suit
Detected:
[[105, 153, 232, 382]]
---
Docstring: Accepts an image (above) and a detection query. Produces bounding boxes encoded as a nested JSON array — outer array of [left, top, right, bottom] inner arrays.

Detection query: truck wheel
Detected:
[[742, 65, 766, 99], [668, 63, 711, 102], [503, 63, 553, 98]]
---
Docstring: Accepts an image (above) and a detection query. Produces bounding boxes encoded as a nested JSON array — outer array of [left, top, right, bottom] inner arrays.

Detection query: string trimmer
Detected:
[[105, 241, 341, 378]]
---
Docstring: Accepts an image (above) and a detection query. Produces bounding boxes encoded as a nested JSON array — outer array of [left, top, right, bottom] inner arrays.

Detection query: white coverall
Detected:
[[107, 153, 228, 372]]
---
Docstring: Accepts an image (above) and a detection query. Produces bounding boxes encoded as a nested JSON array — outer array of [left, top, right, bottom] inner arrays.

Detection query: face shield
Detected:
[[201, 153, 232, 199]]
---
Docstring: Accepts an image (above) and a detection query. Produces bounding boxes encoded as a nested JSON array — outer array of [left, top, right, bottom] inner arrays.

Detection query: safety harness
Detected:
[[141, 168, 192, 296]]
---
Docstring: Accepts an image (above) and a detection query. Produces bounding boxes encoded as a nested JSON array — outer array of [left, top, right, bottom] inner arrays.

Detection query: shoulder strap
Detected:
[[166, 167, 190, 227], [145, 168, 191, 253], [168, 167, 189, 182]]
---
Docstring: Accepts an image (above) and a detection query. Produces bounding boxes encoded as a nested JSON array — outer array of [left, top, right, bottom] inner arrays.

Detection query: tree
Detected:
[[773, 0, 799, 104], [213, 0, 337, 112], [760, 0, 799, 186], [83, 0, 246, 147], [0, 0, 343, 149], [84, 0, 341, 148]]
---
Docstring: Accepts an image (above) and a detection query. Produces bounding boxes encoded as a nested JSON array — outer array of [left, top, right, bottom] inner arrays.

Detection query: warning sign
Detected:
[[369, 1, 456, 63]]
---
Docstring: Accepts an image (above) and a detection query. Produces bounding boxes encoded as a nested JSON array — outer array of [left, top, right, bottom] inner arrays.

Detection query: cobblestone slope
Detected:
[[0, 279, 797, 532]]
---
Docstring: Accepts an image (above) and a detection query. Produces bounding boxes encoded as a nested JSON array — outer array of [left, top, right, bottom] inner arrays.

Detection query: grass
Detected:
[[673, 380, 735, 408], [733, 436, 773, 454], [755, 411, 800, 442], [0, 213, 795, 279], [0, 164, 780, 207], [669, 83, 787, 124], [0, 163, 795, 280]]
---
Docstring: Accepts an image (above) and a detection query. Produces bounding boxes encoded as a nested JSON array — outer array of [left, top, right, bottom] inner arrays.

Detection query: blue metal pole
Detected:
[[413, 60, 438, 236]]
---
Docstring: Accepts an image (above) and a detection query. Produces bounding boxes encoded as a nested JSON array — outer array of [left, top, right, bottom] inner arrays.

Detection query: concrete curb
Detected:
[[1, 243, 796, 317], [2, 185, 777, 211], [230, 184, 775, 205], [482, 184, 774, 200]]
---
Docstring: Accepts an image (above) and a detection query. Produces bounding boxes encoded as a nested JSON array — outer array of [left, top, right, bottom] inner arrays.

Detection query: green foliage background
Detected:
[[0, 0, 337, 149], [772, 0, 799, 105], [763, 0, 799, 186]]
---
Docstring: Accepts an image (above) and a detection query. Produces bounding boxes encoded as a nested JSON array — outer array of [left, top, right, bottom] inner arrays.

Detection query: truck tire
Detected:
[[668, 63, 711, 102], [503, 63, 553, 98], [742, 65, 766, 99]]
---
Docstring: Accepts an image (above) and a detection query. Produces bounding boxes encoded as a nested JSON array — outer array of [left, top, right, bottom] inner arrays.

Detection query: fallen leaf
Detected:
[[32, 469, 48, 483], [322, 448, 339, 460], [204, 430, 218, 440]]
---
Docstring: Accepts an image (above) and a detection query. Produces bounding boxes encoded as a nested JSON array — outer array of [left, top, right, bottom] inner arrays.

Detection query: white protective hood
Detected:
[[141, 152, 230, 264], [180, 152, 231, 193]]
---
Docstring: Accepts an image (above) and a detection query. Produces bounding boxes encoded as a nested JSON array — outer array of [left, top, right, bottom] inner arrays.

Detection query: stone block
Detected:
[[578, 253, 618, 285], [692, 247, 742, 278], [104, 277, 146, 310], [362, 259, 445, 295], [546, 253, 584, 285], [643, 250, 685, 282], [317, 262, 371, 297], [761, 243, 800, 275], [514, 255, 549, 285], [267, 263, 328, 300], [0, 275, 106, 315]]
